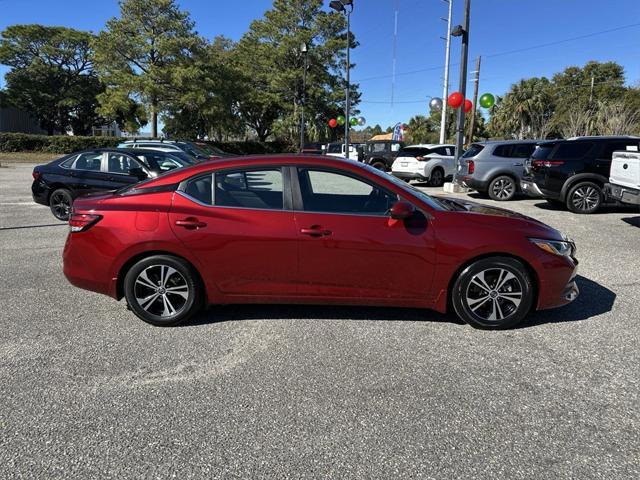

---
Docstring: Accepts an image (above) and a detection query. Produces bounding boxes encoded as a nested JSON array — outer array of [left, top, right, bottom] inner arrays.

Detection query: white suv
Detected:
[[391, 144, 456, 186]]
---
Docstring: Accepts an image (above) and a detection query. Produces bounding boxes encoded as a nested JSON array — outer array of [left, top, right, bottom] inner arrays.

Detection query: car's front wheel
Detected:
[[566, 181, 602, 214], [49, 188, 73, 221], [451, 256, 534, 329], [124, 255, 203, 326], [488, 175, 517, 201]]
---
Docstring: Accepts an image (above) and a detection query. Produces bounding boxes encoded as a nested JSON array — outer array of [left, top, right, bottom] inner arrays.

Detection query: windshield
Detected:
[[359, 162, 447, 211]]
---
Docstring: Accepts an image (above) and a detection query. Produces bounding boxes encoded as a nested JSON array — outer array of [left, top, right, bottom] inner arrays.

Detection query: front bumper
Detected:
[[604, 183, 640, 205]]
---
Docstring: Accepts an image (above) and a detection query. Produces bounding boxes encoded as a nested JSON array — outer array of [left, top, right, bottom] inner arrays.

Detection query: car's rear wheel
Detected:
[[429, 168, 445, 187], [451, 256, 534, 329], [371, 161, 386, 171], [124, 255, 203, 327], [49, 188, 73, 221], [488, 175, 516, 201], [566, 181, 602, 214]]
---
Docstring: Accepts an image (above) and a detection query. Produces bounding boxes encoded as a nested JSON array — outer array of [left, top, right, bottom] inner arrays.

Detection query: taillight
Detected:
[[69, 213, 102, 232], [415, 156, 425, 161], [32, 170, 42, 181], [532, 159, 564, 168], [466, 159, 475, 174]]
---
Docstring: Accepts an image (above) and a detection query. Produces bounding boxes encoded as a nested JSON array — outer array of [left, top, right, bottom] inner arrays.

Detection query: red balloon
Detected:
[[328, 118, 337, 128], [464, 99, 473, 113], [447, 92, 464, 109]]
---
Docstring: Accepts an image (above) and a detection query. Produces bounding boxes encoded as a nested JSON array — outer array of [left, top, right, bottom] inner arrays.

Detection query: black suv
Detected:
[[32, 148, 190, 220], [521, 136, 640, 213], [357, 140, 405, 171]]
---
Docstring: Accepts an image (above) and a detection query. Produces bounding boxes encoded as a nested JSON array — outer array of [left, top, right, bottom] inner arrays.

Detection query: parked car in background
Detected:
[[63, 154, 578, 330], [194, 142, 234, 159], [301, 143, 325, 155], [358, 140, 405, 171], [391, 144, 456, 186], [32, 148, 189, 221], [325, 142, 361, 160], [520, 136, 640, 213], [604, 150, 640, 206], [458, 140, 538, 201], [118, 139, 211, 161]]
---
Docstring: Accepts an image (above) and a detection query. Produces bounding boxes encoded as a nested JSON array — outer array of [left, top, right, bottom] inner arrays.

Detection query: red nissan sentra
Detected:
[[63, 155, 579, 329]]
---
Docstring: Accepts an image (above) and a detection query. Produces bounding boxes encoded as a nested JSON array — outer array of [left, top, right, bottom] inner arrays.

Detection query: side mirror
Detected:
[[389, 200, 415, 220], [128, 167, 148, 180]]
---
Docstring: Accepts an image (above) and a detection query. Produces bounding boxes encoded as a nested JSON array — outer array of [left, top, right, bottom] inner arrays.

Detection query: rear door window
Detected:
[[214, 169, 284, 210], [107, 152, 143, 175], [493, 145, 513, 157], [73, 152, 103, 171], [551, 142, 594, 159], [532, 144, 554, 160]]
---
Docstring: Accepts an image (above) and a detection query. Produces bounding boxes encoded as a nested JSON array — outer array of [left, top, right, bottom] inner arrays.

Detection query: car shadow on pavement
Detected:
[[621, 216, 639, 228], [184, 275, 613, 329], [522, 275, 616, 328], [534, 201, 638, 214]]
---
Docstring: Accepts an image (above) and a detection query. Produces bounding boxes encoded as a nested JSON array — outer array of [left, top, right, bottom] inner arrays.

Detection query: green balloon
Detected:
[[479, 93, 495, 109], [350, 117, 358, 126], [336, 115, 345, 125]]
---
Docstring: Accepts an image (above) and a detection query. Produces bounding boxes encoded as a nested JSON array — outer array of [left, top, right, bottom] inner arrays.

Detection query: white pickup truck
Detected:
[[605, 150, 640, 206]]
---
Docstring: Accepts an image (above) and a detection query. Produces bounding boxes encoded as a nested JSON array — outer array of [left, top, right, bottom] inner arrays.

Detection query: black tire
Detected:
[[488, 175, 517, 201], [371, 161, 387, 171], [49, 188, 73, 221], [428, 168, 445, 187], [124, 255, 203, 327], [451, 256, 534, 330], [566, 181, 602, 214]]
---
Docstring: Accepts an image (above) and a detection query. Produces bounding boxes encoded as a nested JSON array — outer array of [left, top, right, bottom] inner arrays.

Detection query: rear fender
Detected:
[[560, 173, 608, 200]]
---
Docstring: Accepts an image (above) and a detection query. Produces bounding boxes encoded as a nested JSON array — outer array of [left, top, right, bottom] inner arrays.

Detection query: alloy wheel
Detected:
[[50, 191, 71, 220], [464, 268, 523, 322], [491, 178, 515, 200], [133, 265, 190, 318], [571, 185, 599, 212]]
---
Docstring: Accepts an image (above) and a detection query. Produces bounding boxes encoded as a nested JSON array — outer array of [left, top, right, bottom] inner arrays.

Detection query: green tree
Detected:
[[93, 0, 202, 136], [0, 25, 105, 135], [232, 0, 360, 142]]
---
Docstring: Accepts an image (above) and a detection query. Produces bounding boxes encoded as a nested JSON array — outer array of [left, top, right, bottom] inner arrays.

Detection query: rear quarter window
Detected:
[[551, 142, 594, 160], [532, 145, 554, 159], [462, 144, 484, 158]]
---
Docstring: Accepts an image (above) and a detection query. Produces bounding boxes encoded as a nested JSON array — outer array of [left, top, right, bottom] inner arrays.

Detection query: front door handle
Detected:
[[300, 226, 332, 237], [175, 217, 207, 229]]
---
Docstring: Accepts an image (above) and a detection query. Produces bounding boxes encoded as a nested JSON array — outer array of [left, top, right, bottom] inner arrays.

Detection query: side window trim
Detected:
[[291, 165, 398, 216]]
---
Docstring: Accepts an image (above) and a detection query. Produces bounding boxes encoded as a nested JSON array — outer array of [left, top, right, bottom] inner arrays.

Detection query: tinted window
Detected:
[[513, 144, 536, 158], [398, 147, 430, 157], [184, 174, 213, 205], [600, 141, 640, 160], [137, 153, 182, 172], [462, 144, 484, 159], [551, 142, 594, 160], [493, 145, 513, 157], [74, 152, 103, 171], [532, 144, 554, 159], [298, 169, 396, 215], [107, 153, 143, 174], [214, 169, 283, 210], [432, 147, 451, 156], [327, 144, 342, 154], [60, 155, 78, 168]]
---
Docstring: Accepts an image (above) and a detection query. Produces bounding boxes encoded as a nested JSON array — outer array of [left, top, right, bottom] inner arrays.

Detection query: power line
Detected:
[[352, 22, 640, 83]]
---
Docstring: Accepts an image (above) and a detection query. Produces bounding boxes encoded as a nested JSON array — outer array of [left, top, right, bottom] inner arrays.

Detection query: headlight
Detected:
[[530, 238, 574, 257]]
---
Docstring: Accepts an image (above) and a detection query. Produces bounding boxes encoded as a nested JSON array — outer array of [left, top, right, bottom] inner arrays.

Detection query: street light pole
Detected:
[[452, 0, 471, 184], [344, 6, 351, 158], [439, 0, 453, 145], [299, 42, 308, 153]]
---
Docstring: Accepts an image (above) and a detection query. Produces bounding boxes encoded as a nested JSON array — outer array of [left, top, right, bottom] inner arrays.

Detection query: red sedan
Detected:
[[63, 155, 579, 329]]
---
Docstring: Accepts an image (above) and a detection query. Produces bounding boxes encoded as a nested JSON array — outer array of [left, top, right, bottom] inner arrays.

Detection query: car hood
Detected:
[[434, 195, 564, 240]]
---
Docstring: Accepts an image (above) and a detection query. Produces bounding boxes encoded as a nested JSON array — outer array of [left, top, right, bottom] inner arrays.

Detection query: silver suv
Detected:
[[458, 140, 538, 200]]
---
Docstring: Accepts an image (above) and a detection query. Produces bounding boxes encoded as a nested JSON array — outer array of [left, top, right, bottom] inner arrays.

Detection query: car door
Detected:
[[70, 151, 113, 195], [292, 166, 436, 300], [106, 152, 149, 189], [168, 167, 299, 296]]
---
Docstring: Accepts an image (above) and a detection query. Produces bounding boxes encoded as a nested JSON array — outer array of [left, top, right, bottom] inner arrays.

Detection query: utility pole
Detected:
[[439, 0, 453, 145], [452, 0, 471, 185], [467, 55, 481, 146], [344, 8, 351, 158], [588, 75, 595, 105]]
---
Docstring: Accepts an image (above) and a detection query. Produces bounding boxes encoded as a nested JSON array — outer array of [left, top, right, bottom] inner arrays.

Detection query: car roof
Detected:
[[536, 135, 640, 146], [473, 139, 540, 146], [72, 148, 175, 155]]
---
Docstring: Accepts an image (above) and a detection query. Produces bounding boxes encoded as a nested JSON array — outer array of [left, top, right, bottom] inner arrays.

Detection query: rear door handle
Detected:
[[300, 226, 332, 237], [175, 218, 207, 229], [513, 162, 524, 166]]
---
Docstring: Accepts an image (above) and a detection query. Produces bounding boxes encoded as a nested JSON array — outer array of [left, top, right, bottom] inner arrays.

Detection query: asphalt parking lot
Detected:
[[1, 162, 639, 479]]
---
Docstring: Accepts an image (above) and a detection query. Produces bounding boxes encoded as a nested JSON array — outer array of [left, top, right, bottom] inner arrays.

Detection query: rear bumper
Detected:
[[460, 176, 489, 192], [31, 181, 50, 206], [520, 179, 544, 197], [392, 171, 426, 180], [605, 183, 640, 205]]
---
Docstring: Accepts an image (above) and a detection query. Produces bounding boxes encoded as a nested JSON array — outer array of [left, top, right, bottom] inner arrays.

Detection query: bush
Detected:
[[0, 133, 121, 153]]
